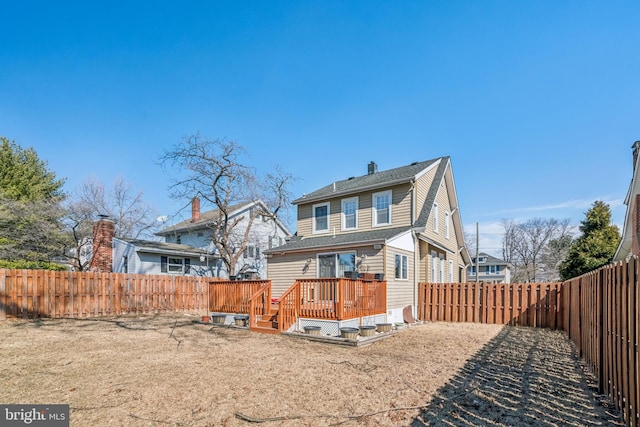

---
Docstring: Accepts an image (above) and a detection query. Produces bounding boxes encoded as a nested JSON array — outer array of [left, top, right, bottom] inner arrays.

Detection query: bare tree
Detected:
[[159, 135, 295, 278], [502, 217, 572, 282], [62, 176, 160, 270]]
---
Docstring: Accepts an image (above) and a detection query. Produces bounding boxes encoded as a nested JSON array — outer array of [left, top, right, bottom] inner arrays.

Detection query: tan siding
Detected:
[[267, 247, 386, 297], [414, 163, 438, 222], [385, 247, 415, 310], [297, 204, 313, 237], [267, 252, 315, 297], [295, 184, 413, 238], [422, 180, 459, 255]]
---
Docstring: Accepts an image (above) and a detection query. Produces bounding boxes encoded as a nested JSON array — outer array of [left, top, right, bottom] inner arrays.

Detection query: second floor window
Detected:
[[342, 197, 358, 230], [373, 190, 391, 226], [313, 202, 330, 233], [433, 203, 439, 233]]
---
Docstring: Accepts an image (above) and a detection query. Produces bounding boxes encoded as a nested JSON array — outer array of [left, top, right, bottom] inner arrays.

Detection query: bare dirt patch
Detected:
[[0, 314, 621, 426]]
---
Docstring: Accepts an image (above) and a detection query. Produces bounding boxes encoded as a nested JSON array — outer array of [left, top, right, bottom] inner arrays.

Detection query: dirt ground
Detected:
[[0, 313, 623, 426]]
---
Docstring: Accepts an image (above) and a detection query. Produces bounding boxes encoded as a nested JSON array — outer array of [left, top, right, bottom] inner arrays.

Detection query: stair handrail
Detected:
[[248, 282, 272, 329], [277, 280, 301, 332]]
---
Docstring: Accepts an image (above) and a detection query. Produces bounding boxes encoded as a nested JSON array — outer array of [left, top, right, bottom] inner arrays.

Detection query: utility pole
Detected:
[[475, 222, 479, 284]]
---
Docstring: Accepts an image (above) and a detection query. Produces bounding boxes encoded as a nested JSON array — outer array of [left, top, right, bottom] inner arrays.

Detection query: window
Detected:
[[313, 202, 330, 233], [176, 234, 182, 244], [470, 266, 476, 275], [123, 256, 128, 274], [449, 260, 454, 283], [395, 254, 408, 280], [433, 203, 439, 233], [341, 197, 358, 230], [430, 251, 438, 282], [485, 265, 501, 275], [372, 190, 391, 226], [445, 211, 450, 239], [318, 252, 355, 278], [440, 259, 445, 282], [160, 256, 189, 274]]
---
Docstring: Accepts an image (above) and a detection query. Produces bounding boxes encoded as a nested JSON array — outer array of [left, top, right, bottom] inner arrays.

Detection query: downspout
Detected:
[[412, 228, 419, 320]]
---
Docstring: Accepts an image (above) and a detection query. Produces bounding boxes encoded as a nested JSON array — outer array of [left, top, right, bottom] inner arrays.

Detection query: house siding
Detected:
[[385, 247, 415, 311], [296, 183, 414, 238], [162, 203, 290, 279], [414, 163, 439, 224], [267, 246, 385, 298]]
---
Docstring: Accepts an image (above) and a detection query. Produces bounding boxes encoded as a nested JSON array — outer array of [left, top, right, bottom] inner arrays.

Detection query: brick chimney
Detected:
[[89, 216, 115, 272], [367, 161, 378, 175], [191, 196, 201, 222]]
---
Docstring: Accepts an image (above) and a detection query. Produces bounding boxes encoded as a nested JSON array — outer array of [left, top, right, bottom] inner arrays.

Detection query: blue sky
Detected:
[[2, 1, 639, 256]]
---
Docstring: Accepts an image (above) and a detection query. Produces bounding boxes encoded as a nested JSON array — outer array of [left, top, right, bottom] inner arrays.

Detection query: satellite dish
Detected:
[[157, 215, 168, 223]]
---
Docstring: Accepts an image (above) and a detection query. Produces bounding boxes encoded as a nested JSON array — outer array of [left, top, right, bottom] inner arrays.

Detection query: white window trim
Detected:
[[372, 190, 392, 227], [433, 203, 439, 233], [394, 253, 408, 280], [449, 260, 454, 283], [445, 211, 450, 239], [341, 197, 358, 231], [312, 202, 330, 234]]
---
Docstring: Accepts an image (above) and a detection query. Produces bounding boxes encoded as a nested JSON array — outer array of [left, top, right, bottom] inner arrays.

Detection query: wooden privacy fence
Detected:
[[0, 269, 207, 319], [418, 282, 563, 329], [563, 258, 639, 427]]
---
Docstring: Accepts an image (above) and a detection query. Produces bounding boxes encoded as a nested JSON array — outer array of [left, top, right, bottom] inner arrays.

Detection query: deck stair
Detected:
[[251, 309, 280, 334]]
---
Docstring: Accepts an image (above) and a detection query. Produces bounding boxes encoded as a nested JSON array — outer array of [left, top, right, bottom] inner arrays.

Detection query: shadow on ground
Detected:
[[412, 326, 623, 427]]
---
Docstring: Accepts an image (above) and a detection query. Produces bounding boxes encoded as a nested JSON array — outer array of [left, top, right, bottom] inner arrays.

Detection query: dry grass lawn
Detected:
[[0, 313, 622, 426]]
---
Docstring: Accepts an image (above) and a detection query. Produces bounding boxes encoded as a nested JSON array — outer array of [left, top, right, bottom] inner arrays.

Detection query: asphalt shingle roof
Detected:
[[293, 158, 442, 204], [263, 226, 409, 253], [156, 202, 251, 235], [117, 238, 208, 255]]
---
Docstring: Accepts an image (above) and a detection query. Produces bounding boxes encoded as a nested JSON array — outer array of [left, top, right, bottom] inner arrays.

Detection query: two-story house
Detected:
[[90, 198, 291, 278], [467, 252, 511, 284], [264, 158, 470, 323], [156, 198, 292, 279]]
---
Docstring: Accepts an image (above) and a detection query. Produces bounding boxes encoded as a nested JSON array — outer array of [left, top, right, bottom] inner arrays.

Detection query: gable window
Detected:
[[395, 254, 408, 280], [445, 211, 450, 239], [313, 202, 330, 233], [433, 203, 439, 233], [341, 197, 358, 230], [372, 190, 391, 226]]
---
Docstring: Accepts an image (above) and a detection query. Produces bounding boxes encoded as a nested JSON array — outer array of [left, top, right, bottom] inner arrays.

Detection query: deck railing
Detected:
[[248, 282, 272, 329], [278, 278, 387, 332], [208, 279, 269, 314]]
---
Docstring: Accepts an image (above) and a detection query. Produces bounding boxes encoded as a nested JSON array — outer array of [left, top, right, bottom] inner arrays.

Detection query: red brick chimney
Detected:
[[90, 216, 115, 272], [191, 196, 201, 222]]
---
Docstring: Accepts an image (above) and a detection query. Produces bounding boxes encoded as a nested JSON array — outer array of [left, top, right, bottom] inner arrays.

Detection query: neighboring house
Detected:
[[90, 217, 213, 275], [467, 252, 511, 284], [613, 140, 640, 262], [156, 198, 292, 279], [265, 158, 471, 323]]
